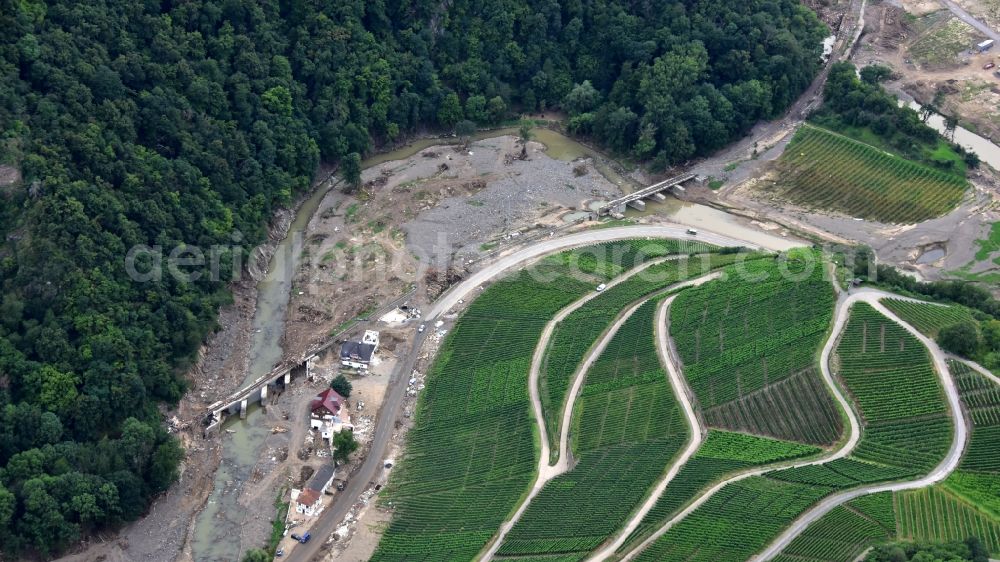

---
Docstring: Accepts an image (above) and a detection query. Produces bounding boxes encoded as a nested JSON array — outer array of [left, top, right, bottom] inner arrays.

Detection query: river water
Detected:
[[904, 101, 1000, 171], [191, 180, 333, 562]]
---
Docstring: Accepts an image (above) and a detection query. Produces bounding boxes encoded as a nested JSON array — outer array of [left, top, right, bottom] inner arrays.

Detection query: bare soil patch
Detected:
[[0, 164, 19, 187]]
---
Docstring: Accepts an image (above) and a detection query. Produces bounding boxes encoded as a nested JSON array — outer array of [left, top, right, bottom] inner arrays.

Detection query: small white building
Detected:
[[291, 488, 322, 517], [289, 465, 336, 517], [339, 330, 380, 370], [309, 388, 352, 440]]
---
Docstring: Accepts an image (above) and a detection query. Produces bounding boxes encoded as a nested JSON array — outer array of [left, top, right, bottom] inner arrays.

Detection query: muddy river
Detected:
[[191, 181, 333, 561], [905, 100, 1000, 171]]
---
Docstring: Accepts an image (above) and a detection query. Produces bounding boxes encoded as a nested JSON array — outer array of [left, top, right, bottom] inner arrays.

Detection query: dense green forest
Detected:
[[0, 0, 827, 555]]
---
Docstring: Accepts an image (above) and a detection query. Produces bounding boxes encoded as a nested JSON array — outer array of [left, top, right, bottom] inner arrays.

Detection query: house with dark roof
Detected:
[[308, 464, 336, 495], [340, 330, 380, 370], [309, 388, 352, 439]]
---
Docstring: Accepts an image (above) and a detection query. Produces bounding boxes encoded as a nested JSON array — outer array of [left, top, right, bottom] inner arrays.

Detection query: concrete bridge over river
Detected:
[[202, 289, 415, 437], [598, 173, 695, 216]]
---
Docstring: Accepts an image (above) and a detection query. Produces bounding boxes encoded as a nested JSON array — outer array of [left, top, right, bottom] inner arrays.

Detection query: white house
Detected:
[[309, 388, 352, 440], [340, 330, 380, 370], [291, 488, 322, 517], [290, 465, 336, 517]]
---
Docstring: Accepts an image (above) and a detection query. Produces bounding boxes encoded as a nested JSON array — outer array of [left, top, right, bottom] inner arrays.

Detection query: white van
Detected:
[[686, 228, 698, 235]]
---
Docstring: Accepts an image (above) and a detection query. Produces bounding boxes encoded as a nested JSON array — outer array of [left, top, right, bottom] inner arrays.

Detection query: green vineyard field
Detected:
[[950, 360, 1000, 473], [371, 252, 596, 561], [772, 358, 1000, 560], [771, 493, 896, 562], [372, 241, 998, 562], [771, 125, 967, 223], [702, 367, 841, 446], [540, 252, 758, 452], [668, 249, 839, 444], [896, 487, 1000, 553], [496, 299, 687, 559], [633, 303, 952, 562], [881, 298, 976, 338], [620, 431, 820, 553], [938, 360, 1000, 552]]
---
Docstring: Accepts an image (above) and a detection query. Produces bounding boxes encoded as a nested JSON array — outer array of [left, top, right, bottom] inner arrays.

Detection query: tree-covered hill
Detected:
[[0, 0, 825, 555]]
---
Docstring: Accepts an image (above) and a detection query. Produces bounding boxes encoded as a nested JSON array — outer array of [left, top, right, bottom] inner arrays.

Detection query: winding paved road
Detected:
[[427, 225, 801, 321]]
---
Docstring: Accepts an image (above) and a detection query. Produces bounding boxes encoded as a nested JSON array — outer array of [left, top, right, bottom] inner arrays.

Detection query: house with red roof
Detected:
[[293, 488, 321, 517], [309, 388, 352, 440]]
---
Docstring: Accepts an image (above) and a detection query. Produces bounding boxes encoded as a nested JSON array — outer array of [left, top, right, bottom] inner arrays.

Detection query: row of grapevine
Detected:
[[944, 358, 1000, 547], [619, 430, 820, 552], [771, 358, 1000, 560], [944, 472, 1000, 522], [881, 298, 976, 338], [632, 476, 834, 562], [496, 299, 688, 559], [631, 303, 952, 562], [770, 493, 895, 562], [896, 486, 1000, 553], [668, 249, 839, 442], [950, 360, 1000, 473], [770, 125, 967, 223], [540, 251, 761, 451], [702, 367, 842, 445], [876, 358, 1000, 554]]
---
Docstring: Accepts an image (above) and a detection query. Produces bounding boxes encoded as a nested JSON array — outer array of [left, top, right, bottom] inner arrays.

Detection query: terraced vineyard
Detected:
[[668, 250, 840, 444], [374, 237, 997, 562], [633, 475, 835, 562], [935, 360, 1000, 552], [702, 368, 839, 446], [620, 431, 820, 553], [495, 299, 688, 559], [770, 493, 896, 562], [950, 361, 1000, 474], [540, 251, 760, 451], [896, 486, 1000, 551], [881, 298, 977, 338], [632, 303, 952, 562], [770, 358, 1000, 560], [770, 125, 967, 223], [774, 303, 952, 485], [371, 250, 600, 561]]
